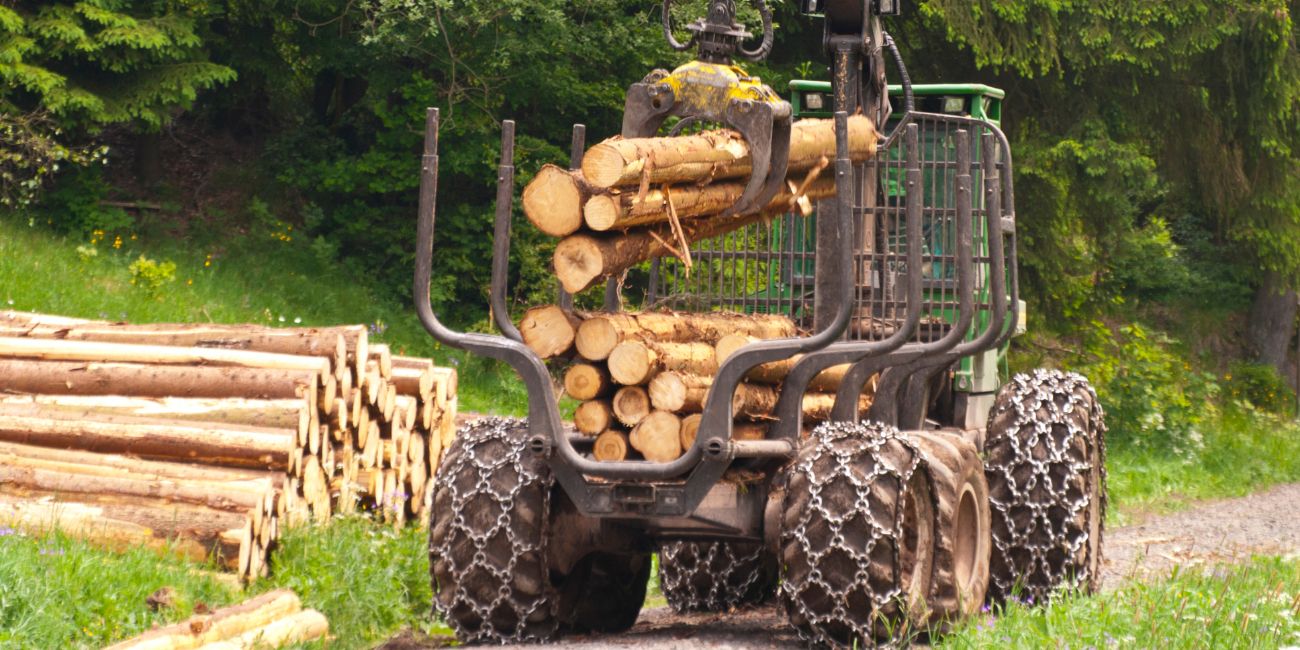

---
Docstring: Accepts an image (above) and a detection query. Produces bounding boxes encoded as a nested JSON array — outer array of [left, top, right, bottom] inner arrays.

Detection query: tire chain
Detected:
[[430, 417, 558, 643], [984, 369, 1107, 604], [658, 541, 777, 613], [780, 420, 923, 648]]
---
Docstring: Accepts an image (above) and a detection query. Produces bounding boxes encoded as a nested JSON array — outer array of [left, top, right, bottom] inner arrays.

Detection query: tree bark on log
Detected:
[[0, 337, 332, 375], [522, 164, 596, 237], [583, 177, 835, 232], [0, 394, 307, 430], [715, 334, 860, 392], [729, 385, 872, 421], [608, 340, 717, 386], [575, 311, 797, 360], [563, 363, 611, 400], [679, 415, 765, 449], [580, 115, 878, 189], [0, 406, 294, 470], [199, 609, 330, 650], [0, 360, 320, 400], [629, 411, 682, 462], [518, 306, 582, 359]]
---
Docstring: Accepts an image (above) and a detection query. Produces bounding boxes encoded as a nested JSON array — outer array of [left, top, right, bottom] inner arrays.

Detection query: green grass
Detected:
[[937, 556, 1300, 648], [1106, 406, 1300, 524], [0, 526, 240, 647], [0, 214, 528, 416]]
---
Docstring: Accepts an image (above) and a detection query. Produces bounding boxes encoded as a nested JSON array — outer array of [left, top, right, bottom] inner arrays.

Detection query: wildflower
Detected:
[[0, 526, 14, 536], [981, 604, 991, 613], [5, 299, 12, 306], [278, 316, 285, 323], [39, 546, 64, 556], [293, 317, 302, 324], [187, 279, 193, 286]]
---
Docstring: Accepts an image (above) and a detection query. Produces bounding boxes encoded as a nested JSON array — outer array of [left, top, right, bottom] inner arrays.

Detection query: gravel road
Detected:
[[384, 482, 1300, 649]]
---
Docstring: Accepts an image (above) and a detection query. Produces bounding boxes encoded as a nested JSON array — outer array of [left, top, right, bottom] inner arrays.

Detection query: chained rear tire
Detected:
[[780, 421, 935, 647], [658, 541, 778, 613], [909, 430, 991, 628], [430, 417, 558, 643], [984, 370, 1107, 605]]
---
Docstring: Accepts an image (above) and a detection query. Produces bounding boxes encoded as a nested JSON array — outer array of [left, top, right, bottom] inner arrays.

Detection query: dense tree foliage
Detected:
[[4, 1, 1298, 375]]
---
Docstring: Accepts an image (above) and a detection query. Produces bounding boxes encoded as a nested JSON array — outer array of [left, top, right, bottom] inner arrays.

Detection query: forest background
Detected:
[[3, 0, 1300, 468]]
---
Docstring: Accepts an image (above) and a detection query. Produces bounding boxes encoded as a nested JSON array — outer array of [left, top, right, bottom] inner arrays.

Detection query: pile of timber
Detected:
[[0, 311, 457, 581], [106, 589, 328, 649], [518, 306, 875, 463], [522, 116, 878, 294]]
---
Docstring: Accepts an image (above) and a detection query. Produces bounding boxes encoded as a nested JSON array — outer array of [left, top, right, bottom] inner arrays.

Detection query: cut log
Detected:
[[629, 411, 682, 462], [0, 337, 331, 374], [715, 334, 858, 392], [0, 394, 306, 430], [518, 306, 582, 359], [647, 372, 711, 413], [581, 115, 878, 189], [198, 609, 330, 650], [608, 340, 717, 386], [522, 164, 595, 237], [584, 177, 835, 232], [574, 400, 613, 435], [554, 210, 778, 294], [0, 406, 294, 470], [592, 430, 630, 462], [0, 359, 319, 400], [0, 322, 364, 377], [679, 416, 766, 449], [369, 344, 394, 379], [729, 385, 872, 421], [0, 452, 276, 513], [103, 588, 302, 650], [611, 386, 651, 427], [0, 491, 248, 569], [0, 311, 90, 327], [563, 363, 611, 401], [575, 311, 797, 360]]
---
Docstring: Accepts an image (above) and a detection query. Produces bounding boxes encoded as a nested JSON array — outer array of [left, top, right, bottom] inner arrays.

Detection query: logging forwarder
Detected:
[[414, 1, 1108, 646]]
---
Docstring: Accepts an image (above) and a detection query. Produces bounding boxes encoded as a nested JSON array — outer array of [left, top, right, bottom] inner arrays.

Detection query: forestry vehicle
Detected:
[[414, 1, 1107, 646]]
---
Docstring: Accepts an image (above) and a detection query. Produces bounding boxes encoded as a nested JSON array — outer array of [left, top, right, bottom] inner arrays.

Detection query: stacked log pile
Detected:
[[518, 306, 875, 463], [0, 311, 457, 581], [522, 116, 878, 294], [106, 589, 328, 649]]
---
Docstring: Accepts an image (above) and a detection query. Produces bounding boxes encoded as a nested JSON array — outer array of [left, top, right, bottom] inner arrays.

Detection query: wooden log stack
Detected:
[[522, 116, 879, 294], [0, 310, 458, 581], [518, 308, 876, 464]]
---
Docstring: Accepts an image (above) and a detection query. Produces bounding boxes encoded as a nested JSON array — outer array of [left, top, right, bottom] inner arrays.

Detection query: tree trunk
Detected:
[[0, 406, 294, 470], [522, 164, 596, 237], [518, 306, 582, 359], [0, 359, 320, 400], [0, 394, 307, 430], [629, 411, 682, 462], [715, 334, 859, 391], [612, 386, 651, 427], [593, 430, 629, 461], [201, 608, 330, 650], [607, 340, 717, 386], [648, 372, 712, 413], [1247, 269, 1298, 379], [583, 177, 835, 231], [581, 115, 878, 189], [575, 311, 797, 360], [0, 337, 330, 375], [679, 415, 765, 449], [103, 589, 303, 649], [563, 363, 611, 400], [574, 400, 614, 435]]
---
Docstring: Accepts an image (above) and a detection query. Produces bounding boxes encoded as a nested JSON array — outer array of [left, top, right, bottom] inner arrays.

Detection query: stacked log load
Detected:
[[0, 310, 457, 581], [106, 589, 328, 649], [523, 116, 878, 294], [518, 306, 876, 463]]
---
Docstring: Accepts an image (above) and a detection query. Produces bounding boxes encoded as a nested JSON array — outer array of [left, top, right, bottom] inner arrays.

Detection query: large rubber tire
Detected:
[[983, 369, 1107, 605], [556, 551, 651, 633], [780, 421, 936, 647], [909, 430, 991, 628], [657, 541, 778, 613], [430, 417, 559, 643]]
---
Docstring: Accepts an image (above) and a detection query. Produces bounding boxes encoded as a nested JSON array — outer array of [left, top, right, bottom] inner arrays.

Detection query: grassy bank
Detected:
[[938, 557, 1300, 648]]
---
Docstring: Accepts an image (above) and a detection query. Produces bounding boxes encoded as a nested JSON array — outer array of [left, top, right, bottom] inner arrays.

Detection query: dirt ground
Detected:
[[385, 482, 1300, 649]]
